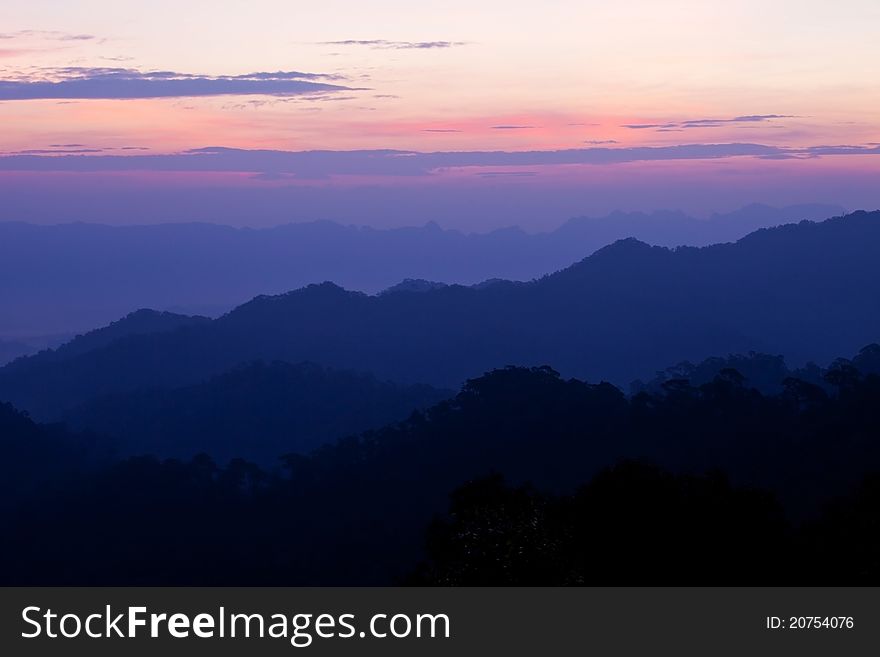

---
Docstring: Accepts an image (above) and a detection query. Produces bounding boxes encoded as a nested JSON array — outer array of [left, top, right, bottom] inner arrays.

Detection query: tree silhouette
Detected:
[[1, 346, 880, 585]]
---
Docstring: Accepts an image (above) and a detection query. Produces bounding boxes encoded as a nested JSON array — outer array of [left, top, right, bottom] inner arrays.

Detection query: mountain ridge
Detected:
[[0, 203, 846, 337], [1, 210, 877, 418], [61, 360, 452, 464]]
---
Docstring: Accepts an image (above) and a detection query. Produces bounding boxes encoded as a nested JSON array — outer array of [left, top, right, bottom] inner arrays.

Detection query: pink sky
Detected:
[[1, 1, 878, 228]]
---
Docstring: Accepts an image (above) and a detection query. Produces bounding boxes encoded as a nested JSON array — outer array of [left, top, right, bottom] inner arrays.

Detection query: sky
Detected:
[[1, 0, 879, 230]]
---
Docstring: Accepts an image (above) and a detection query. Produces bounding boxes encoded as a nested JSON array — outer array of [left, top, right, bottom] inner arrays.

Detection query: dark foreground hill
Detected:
[[1, 211, 878, 418], [0, 402, 109, 506], [62, 361, 450, 463], [1, 347, 878, 585]]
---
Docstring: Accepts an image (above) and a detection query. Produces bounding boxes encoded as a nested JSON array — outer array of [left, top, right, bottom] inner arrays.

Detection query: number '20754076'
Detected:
[[766, 616, 854, 629]]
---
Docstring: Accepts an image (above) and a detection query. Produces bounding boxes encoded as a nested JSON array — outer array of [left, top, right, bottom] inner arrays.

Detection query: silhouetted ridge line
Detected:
[[0, 211, 877, 418], [3, 308, 209, 370], [0, 203, 849, 337], [61, 359, 452, 463]]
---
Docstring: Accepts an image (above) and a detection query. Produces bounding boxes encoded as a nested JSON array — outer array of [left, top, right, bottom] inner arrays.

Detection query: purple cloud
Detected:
[[0, 30, 95, 41], [12, 148, 103, 154], [317, 40, 466, 49], [622, 123, 679, 130], [679, 114, 794, 128], [0, 68, 354, 101], [4, 142, 867, 179], [624, 115, 794, 131], [474, 171, 538, 177]]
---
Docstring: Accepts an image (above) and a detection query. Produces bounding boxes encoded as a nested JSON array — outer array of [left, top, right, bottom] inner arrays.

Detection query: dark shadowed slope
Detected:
[[0, 203, 843, 336], [3, 353, 880, 585], [632, 344, 880, 396], [0, 401, 109, 505], [0, 339, 32, 367], [61, 361, 451, 464], [0, 211, 877, 418], [11, 309, 210, 366]]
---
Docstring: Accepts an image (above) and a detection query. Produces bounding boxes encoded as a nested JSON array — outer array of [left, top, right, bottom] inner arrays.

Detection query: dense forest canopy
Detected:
[[1, 344, 878, 585]]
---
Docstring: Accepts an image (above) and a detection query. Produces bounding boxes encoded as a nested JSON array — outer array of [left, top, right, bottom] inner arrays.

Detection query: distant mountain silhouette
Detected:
[[1, 211, 877, 418], [0, 203, 843, 336], [553, 203, 844, 250], [62, 360, 451, 463], [17, 309, 210, 367], [380, 279, 449, 295], [0, 339, 32, 367], [0, 333, 73, 367]]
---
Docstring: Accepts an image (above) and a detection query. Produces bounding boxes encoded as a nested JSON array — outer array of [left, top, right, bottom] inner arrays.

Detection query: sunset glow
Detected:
[[2, 0, 879, 228]]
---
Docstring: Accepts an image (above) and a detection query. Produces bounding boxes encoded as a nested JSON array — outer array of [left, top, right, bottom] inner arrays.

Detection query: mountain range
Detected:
[[62, 360, 449, 464], [0, 203, 843, 339], [1, 210, 877, 421]]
